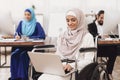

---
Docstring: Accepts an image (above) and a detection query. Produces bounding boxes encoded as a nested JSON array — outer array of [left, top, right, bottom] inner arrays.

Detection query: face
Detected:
[[66, 15, 78, 30], [24, 11, 32, 21], [97, 14, 104, 25]]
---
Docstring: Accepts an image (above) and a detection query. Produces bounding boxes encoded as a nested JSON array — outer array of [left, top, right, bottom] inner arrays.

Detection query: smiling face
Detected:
[[66, 15, 78, 30], [24, 11, 32, 21]]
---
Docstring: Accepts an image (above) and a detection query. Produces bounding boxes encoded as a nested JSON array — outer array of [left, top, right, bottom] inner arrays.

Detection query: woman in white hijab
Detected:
[[38, 9, 94, 80]]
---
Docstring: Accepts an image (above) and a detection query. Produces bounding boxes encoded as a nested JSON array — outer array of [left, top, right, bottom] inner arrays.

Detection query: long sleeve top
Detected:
[[16, 21, 46, 39], [56, 33, 95, 71]]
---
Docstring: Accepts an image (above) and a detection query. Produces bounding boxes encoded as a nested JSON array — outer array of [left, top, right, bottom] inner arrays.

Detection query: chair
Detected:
[[77, 47, 109, 80]]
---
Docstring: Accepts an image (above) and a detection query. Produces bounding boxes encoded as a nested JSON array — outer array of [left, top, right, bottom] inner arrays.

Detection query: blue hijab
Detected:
[[22, 8, 36, 36]]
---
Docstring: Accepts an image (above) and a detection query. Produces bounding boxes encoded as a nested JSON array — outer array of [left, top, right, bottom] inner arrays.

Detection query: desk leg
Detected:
[[0, 47, 1, 67], [5, 47, 7, 65], [0, 47, 9, 68]]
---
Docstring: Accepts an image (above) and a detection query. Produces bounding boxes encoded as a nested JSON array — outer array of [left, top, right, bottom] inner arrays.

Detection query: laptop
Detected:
[[28, 52, 75, 76]]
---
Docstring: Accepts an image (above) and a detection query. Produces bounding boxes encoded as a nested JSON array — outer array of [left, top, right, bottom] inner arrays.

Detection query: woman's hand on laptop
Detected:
[[63, 64, 73, 71]]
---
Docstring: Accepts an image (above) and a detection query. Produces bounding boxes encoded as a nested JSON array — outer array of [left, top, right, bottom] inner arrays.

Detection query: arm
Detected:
[[29, 22, 46, 39], [14, 21, 22, 39]]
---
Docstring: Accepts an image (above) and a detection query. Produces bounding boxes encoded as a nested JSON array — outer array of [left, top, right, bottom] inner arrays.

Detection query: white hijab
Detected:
[[57, 9, 88, 59]]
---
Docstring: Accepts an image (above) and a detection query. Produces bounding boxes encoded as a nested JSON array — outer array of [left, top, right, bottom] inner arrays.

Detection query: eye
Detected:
[[66, 19, 69, 22], [28, 14, 31, 17], [71, 18, 76, 22]]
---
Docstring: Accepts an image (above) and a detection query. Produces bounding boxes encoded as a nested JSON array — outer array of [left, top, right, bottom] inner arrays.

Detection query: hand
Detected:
[[103, 35, 109, 38], [63, 64, 73, 71], [15, 35, 20, 40]]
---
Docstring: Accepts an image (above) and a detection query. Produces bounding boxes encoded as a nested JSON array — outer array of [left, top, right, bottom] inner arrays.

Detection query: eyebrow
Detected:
[[66, 17, 77, 20]]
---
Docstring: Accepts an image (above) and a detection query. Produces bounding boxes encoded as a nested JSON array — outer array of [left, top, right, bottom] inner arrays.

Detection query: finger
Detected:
[[65, 65, 68, 71], [64, 66, 67, 70], [63, 66, 65, 70], [17, 36, 20, 38], [67, 65, 72, 71], [67, 66, 71, 71], [16, 36, 19, 39], [64, 65, 70, 71], [16, 36, 19, 38]]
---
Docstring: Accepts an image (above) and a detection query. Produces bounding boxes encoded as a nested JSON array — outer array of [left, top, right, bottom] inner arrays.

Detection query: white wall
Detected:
[[0, 0, 120, 35], [0, 0, 33, 35], [23, 0, 120, 34], [10, 0, 33, 25], [0, 0, 12, 34]]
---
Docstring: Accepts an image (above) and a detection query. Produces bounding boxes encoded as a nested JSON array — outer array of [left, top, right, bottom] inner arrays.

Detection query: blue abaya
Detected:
[[10, 21, 45, 80]]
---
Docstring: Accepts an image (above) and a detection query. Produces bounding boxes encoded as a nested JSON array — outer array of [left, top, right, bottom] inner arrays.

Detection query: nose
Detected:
[[68, 21, 72, 26]]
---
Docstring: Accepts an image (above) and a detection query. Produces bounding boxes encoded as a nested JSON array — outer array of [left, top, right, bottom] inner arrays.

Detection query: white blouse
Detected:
[[56, 33, 95, 71]]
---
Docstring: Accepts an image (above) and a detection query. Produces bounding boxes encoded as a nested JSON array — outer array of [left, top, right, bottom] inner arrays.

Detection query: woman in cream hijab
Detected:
[[38, 8, 94, 80]]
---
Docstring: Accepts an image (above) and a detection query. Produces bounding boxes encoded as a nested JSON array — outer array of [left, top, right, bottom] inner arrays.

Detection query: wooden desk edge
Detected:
[[98, 40, 120, 45], [0, 42, 44, 47]]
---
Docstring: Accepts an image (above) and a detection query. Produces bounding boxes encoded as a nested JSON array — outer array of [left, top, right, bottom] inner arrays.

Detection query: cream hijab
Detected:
[[57, 9, 88, 59]]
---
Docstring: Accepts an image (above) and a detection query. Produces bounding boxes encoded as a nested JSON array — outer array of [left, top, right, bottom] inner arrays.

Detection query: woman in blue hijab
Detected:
[[9, 8, 45, 80]]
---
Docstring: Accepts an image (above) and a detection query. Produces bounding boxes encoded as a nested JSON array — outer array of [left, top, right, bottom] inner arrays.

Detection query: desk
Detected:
[[0, 41, 44, 47], [97, 39, 120, 57], [0, 40, 44, 68], [98, 39, 120, 46]]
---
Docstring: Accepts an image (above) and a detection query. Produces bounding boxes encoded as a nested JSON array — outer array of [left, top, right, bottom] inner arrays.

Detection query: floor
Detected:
[[0, 54, 120, 80], [112, 56, 120, 80], [0, 55, 10, 80]]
